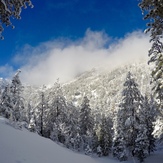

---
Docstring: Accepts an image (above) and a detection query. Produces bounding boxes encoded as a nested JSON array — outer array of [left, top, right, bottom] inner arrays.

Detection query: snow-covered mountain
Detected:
[[22, 61, 152, 117], [62, 62, 151, 115]]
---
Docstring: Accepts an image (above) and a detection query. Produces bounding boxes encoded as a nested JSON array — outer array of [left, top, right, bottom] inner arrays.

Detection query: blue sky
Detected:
[[0, 0, 150, 85]]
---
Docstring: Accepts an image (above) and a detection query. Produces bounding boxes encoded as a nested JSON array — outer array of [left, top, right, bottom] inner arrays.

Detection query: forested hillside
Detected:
[[0, 61, 162, 162], [62, 62, 151, 116]]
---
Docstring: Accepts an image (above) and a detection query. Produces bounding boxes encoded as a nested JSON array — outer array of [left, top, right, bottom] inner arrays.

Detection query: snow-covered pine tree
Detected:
[[28, 114, 37, 132], [139, 0, 163, 145], [98, 114, 112, 156], [0, 85, 12, 119], [139, 0, 163, 42], [0, 70, 24, 122], [28, 101, 38, 133], [133, 96, 152, 163], [47, 80, 68, 143], [133, 94, 158, 162], [63, 103, 80, 149], [53, 99, 68, 144], [45, 96, 59, 138], [113, 71, 145, 160], [120, 72, 144, 152], [133, 124, 149, 163], [139, 0, 163, 110], [73, 132, 83, 151], [10, 70, 24, 121], [79, 96, 94, 152], [112, 107, 128, 161], [150, 52, 163, 111], [91, 131, 99, 153], [79, 96, 93, 135], [142, 96, 156, 155], [97, 145, 102, 157], [112, 132, 128, 161]]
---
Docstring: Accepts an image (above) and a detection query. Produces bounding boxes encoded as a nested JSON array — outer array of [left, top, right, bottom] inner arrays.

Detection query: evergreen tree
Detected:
[[45, 96, 59, 138], [79, 96, 94, 152], [139, 0, 163, 145], [47, 80, 68, 143], [113, 133, 128, 161], [54, 97, 68, 143], [0, 70, 24, 121], [79, 96, 93, 135], [139, 0, 163, 42], [141, 96, 156, 155], [98, 114, 112, 156], [139, 0, 163, 109], [112, 108, 128, 161], [0, 85, 12, 119], [121, 72, 144, 151], [28, 114, 37, 132], [28, 102, 37, 132], [73, 132, 83, 151], [63, 103, 79, 149], [113, 72, 145, 161], [151, 52, 163, 109], [134, 125, 149, 163], [10, 70, 24, 121]]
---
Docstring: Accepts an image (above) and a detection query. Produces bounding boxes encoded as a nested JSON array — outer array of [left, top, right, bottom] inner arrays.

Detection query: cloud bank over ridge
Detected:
[[11, 29, 151, 85]]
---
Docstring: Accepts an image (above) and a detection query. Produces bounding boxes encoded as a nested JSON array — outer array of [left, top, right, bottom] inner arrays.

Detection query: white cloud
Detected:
[[12, 29, 151, 86], [0, 64, 14, 79]]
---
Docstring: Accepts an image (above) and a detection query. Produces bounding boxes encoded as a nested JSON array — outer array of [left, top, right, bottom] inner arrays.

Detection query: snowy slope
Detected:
[[0, 117, 163, 163], [0, 117, 116, 163]]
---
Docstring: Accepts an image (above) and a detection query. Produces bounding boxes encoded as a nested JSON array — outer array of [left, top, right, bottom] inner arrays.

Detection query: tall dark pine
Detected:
[[35, 89, 47, 136]]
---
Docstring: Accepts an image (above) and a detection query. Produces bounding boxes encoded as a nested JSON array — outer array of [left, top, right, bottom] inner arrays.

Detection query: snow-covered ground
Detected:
[[0, 117, 163, 163]]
